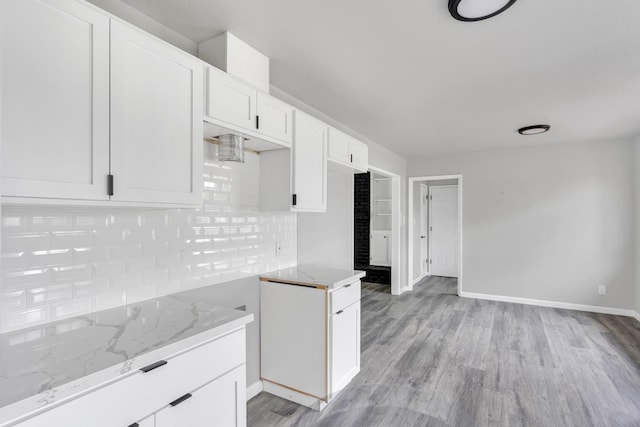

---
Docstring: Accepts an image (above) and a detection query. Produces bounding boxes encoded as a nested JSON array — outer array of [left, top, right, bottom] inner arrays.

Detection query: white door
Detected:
[[155, 366, 246, 427], [370, 231, 390, 267], [291, 111, 327, 212], [420, 184, 429, 276], [1, 0, 110, 201], [110, 20, 203, 206], [429, 186, 458, 278], [206, 67, 257, 131], [256, 92, 293, 146]]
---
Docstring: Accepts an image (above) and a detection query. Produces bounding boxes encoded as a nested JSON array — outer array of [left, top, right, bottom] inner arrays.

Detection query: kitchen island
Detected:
[[259, 265, 365, 410]]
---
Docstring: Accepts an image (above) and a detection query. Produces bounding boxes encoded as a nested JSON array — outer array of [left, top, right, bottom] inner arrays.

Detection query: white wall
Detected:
[[297, 171, 354, 269], [408, 138, 636, 310], [635, 137, 640, 315]]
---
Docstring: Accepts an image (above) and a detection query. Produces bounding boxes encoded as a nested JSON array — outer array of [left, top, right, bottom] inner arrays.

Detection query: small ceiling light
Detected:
[[448, 0, 518, 22], [517, 125, 551, 136]]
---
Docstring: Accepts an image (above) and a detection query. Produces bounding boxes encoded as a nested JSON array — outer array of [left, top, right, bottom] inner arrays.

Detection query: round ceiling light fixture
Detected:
[[448, 0, 518, 22], [517, 125, 551, 135]]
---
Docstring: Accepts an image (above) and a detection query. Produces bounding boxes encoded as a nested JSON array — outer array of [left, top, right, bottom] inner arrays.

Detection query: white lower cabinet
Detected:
[[330, 301, 361, 399], [155, 366, 246, 427], [260, 279, 361, 410], [17, 328, 247, 427]]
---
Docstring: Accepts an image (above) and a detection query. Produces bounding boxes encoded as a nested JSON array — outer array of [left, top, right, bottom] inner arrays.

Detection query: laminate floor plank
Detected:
[[248, 277, 640, 426]]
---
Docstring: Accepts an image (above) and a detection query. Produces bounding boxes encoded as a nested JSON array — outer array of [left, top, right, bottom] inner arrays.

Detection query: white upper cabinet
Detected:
[[1, 0, 110, 201], [292, 111, 327, 212], [204, 66, 293, 148], [1, 1, 203, 207], [205, 66, 257, 132], [349, 140, 369, 172], [110, 21, 203, 206], [327, 128, 368, 173], [256, 92, 293, 146]]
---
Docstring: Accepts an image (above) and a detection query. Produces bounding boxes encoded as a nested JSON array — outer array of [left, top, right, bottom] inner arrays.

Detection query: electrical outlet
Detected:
[[598, 285, 606, 295]]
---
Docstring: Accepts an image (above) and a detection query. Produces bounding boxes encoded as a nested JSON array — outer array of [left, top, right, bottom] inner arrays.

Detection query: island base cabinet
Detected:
[[330, 301, 361, 399], [155, 366, 246, 427]]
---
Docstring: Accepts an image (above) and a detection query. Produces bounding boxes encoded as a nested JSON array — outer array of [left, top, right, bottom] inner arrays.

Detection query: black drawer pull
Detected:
[[336, 310, 344, 315], [140, 360, 167, 373], [128, 423, 139, 427], [170, 393, 192, 407], [344, 284, 352, 288]]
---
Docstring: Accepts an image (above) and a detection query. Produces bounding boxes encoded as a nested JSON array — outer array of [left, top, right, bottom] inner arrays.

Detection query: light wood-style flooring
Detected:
[[248, 276, 640, 426]]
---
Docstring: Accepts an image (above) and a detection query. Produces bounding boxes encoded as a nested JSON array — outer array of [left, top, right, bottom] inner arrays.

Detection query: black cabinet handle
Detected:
[[128, 423, 139, 427], [336, 310, 344, 315], [344, 284, 352, 288], [350, 154, 353, 163], [256, 115, 260, 129], [170, 393, 193, 407], [140, 360, 167, 373]]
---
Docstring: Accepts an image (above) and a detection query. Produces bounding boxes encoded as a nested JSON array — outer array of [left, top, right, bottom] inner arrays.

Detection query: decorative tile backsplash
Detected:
[[0, 146, 297, 333]]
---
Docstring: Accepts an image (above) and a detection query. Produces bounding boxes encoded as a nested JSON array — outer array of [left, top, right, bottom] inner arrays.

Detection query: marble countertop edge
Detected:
[[0, 313, 252, 426]]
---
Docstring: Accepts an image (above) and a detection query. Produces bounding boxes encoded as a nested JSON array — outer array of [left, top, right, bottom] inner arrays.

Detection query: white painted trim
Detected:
[[633, 311, 640, 323], [369, 164, 402, 296], [408, 175, 463, 296], [246, 380, 263, 401], [460, 291, 637, 317]]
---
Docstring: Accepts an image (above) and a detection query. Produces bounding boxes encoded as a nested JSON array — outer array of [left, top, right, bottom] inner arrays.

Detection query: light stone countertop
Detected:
[[259, 265, 366, 289], [0, 286, 253, 426]]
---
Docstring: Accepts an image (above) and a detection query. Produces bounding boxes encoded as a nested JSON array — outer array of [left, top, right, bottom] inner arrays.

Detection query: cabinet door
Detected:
[[327, 128, 350, 165], [349, 140, 369, 173], [110, 21, 203, 206], [291, 111, 327, 212], [1, 0, 110, 201], [155, 366, 247, 427], [330, 301, 360, 398], [206, 67, 257, 132], [370, 231, 390, 267], [256, 93, 293, 146]]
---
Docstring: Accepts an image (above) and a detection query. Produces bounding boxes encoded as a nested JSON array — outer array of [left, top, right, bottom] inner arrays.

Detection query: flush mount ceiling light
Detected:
[[448, 0, 518, 22], [517, 125, 550, 135]]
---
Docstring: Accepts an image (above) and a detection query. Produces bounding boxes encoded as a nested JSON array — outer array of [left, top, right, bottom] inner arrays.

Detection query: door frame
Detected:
[[428, 184, 459, 279], [368, 165, 402, 295], [408, 175, 463, 296], [416, 184, 429, 281]]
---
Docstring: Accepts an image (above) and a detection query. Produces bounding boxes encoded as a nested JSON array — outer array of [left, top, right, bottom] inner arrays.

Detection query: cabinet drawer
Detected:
[[330, 281, 361, 314]]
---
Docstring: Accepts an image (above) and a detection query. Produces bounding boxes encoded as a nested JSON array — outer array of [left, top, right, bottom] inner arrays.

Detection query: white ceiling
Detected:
[[121, 0, 640, 158]]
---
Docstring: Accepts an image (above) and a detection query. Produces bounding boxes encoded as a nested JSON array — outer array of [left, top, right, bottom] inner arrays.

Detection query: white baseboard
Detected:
[[246, 380, 263, 401], [459, 291, 637, 317]]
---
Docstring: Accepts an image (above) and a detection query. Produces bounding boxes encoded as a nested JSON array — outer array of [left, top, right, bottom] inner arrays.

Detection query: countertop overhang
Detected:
[[259, 265, 366, 289]]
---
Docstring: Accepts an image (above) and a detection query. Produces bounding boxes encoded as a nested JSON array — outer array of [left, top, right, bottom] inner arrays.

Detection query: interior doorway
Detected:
[[408, 175, 463, 295], [354, 166, 401, 295]]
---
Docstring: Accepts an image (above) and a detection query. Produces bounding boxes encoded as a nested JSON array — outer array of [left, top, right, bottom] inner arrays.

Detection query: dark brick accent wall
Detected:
[[365, 266, 391, 285], [354, 172, 370, 269]]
